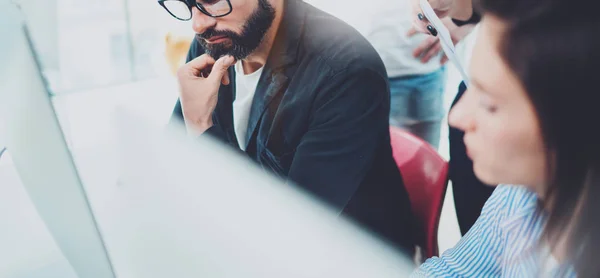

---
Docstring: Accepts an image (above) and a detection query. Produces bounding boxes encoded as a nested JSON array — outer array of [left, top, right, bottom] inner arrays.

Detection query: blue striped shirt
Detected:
[[412, 185, 576, 277]]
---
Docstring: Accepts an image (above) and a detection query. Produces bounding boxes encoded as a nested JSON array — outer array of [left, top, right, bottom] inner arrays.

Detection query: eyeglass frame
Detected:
[[158, 0, 233, 20]]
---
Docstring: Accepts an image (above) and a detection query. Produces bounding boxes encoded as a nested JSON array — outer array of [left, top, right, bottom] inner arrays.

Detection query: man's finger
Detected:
[[222, 73, 231, 85], [184, 54, 216, 77], [209, 55, 235, 83]]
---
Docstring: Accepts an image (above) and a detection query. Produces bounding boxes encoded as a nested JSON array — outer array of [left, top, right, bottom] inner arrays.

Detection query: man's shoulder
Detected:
[[298, 3, 386, 76]]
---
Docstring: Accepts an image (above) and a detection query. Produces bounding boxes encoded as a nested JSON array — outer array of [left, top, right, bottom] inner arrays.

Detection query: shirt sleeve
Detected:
[[410, 185, 514, 277]]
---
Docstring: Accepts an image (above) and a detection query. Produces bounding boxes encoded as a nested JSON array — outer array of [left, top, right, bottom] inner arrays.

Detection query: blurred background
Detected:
[[0, 0, 476, 276]]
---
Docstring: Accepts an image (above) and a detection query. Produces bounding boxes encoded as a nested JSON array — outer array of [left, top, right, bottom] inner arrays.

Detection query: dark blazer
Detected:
[[171, 0, 414, 254]]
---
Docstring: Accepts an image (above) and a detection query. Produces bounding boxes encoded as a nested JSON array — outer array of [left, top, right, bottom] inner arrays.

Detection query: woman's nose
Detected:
[[448, 89, 476, 132]]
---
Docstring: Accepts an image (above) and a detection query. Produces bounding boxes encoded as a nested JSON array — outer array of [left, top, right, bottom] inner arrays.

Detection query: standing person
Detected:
[[366, 0, 447, 149], [411, 0, 493, 235], [308, 0, 448, 149]]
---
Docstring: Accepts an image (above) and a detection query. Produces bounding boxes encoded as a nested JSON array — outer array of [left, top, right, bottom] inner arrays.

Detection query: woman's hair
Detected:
[[479, 0, 600, 276]]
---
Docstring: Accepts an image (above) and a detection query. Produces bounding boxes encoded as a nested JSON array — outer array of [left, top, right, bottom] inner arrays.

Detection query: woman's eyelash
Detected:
[[478, 98, 498, 113]]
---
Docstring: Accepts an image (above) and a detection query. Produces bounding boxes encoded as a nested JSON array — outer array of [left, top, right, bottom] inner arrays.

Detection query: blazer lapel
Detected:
[[216, 67, 238, 146], [244, 71, 288, 148], [242, 0, 307, 149]]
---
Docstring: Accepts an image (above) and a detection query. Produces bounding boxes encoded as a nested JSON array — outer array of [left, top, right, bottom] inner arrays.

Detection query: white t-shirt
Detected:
[[233, 61, 263, 151]]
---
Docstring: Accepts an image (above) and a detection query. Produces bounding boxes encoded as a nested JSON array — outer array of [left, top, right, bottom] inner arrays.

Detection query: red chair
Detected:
[[389, 126, 449, 260]]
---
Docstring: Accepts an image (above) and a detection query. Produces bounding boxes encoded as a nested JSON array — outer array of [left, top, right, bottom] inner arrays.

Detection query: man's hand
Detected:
[[408, 18, 475, 64], [177, 54, 235, 135]]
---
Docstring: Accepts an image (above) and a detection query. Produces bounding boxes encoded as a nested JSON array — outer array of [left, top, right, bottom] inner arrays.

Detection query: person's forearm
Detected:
[[450, 0, 473, 21]]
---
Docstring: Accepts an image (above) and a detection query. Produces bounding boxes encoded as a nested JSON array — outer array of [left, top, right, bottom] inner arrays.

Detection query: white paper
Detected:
[[420, 0, 470, 85]]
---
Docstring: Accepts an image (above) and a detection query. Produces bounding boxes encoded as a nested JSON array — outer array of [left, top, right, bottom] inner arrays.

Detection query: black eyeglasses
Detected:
[[158, 0, 233, 21]]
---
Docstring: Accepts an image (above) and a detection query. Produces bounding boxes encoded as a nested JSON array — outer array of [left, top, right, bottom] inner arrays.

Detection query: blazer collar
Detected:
[[242, 0, 307, 149]]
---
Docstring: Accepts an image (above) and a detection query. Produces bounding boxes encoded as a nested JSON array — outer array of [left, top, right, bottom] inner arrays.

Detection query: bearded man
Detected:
[[161, 0, 415, 254]]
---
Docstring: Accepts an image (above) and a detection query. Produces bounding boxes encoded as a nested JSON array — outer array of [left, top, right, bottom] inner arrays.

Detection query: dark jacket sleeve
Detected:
[[168, 40, 228, 143], [286, 68, 389, 211]]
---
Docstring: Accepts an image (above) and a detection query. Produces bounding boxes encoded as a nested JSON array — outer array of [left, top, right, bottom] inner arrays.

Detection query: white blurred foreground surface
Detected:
[[0, 4, 413, 272], [0, 2, 115, 277], [1, 1, 427, 275], [103, 111, 414, 277]]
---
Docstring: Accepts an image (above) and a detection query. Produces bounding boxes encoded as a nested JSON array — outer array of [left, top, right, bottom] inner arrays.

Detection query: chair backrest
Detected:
[[389, 127, 449, 259]]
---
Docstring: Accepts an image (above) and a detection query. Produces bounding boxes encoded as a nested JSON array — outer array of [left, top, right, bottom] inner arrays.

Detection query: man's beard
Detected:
[[196, 0, 276, 60]]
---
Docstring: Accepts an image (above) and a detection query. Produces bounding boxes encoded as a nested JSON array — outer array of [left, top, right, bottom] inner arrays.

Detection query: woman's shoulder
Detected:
[[483, 185, 539, 223], [491, 184, 538, 204], [410, 185, 539, 277]]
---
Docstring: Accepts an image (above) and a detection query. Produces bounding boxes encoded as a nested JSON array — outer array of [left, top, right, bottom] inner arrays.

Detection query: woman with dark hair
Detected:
[[412, 0, 600, 276]]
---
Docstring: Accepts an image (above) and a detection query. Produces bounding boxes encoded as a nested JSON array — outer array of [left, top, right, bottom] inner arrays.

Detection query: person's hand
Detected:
[[177, 54, 235, 135], [408, 18, 475, 64], [411, 0, 454, 35]]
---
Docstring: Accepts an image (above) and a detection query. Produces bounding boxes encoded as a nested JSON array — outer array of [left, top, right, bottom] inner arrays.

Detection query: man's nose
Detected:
[[191, 7, 217, 34]]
